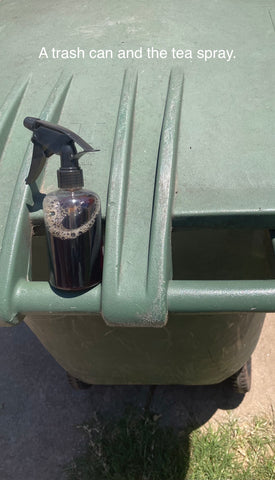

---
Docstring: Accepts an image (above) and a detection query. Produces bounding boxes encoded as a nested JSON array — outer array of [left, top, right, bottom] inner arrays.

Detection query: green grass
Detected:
[[65, 409, 275, 480], [189, 416, 275, 479]]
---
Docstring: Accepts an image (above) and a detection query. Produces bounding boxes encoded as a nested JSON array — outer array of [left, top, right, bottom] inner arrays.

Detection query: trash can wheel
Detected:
[[228, 357, 252, 394], [66, 372, 92, 390]]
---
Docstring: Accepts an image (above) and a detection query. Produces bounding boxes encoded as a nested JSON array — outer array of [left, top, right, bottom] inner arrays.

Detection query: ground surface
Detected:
[[209, 313, 275, 425], [0, 314, 274, 480]]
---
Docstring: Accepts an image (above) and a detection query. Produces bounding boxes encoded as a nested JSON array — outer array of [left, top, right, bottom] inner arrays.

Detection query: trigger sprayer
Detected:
[[24, 117, 102, 291]]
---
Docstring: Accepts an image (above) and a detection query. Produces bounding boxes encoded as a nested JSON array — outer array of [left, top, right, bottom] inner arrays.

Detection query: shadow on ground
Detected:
[[0, 322, 244, 480]]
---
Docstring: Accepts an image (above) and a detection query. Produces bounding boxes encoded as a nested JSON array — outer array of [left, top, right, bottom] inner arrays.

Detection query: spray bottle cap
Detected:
[[24, 117, 99, 188]]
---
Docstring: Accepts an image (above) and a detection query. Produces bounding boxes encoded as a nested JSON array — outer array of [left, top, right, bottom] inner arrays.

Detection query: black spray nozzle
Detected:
[[24, 117, 37, 131], [24, 117, 99, 187]]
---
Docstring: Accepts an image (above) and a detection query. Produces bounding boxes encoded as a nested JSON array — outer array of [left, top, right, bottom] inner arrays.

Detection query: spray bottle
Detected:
[[24, 117, 102, 291]]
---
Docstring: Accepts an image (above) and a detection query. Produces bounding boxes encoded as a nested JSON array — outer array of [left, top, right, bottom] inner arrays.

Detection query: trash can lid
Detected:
[[0, 0, 274, 325]]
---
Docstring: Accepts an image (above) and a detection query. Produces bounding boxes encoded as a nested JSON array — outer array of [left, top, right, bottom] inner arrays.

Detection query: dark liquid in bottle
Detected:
[[45, 192, 102, 291]]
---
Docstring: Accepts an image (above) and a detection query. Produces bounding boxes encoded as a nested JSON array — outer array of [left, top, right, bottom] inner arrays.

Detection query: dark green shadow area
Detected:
[[65, 405, 190, 480], [63, 380, 246, 480]]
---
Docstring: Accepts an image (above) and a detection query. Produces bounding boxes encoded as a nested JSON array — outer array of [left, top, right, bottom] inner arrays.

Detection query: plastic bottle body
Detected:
[[43, 188, 102, 291]]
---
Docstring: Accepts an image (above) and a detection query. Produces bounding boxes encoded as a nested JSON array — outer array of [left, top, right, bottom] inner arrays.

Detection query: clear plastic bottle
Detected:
[[43, 187, 102, 291], [24, 116, 102, 292]]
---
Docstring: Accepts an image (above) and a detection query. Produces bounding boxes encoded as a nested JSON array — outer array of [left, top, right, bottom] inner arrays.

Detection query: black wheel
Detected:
[[66, 372, 92, 390], [229, 357, 252, 394]]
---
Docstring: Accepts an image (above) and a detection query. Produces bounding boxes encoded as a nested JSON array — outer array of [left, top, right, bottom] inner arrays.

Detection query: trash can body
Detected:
[[24, 312, 264, 385], [24, 227, 270, 385]]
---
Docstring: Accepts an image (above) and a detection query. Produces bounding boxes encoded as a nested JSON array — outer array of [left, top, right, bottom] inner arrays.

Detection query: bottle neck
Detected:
[[57, 167, 84, 189], [57, 144, 84, 189]]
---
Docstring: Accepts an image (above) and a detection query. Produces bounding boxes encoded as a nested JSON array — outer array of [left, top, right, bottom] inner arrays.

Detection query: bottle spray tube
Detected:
[[24, 117, 102, 291]]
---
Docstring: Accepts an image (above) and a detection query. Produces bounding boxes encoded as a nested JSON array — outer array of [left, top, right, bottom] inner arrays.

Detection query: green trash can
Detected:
[[0, 0, 274, 390]]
